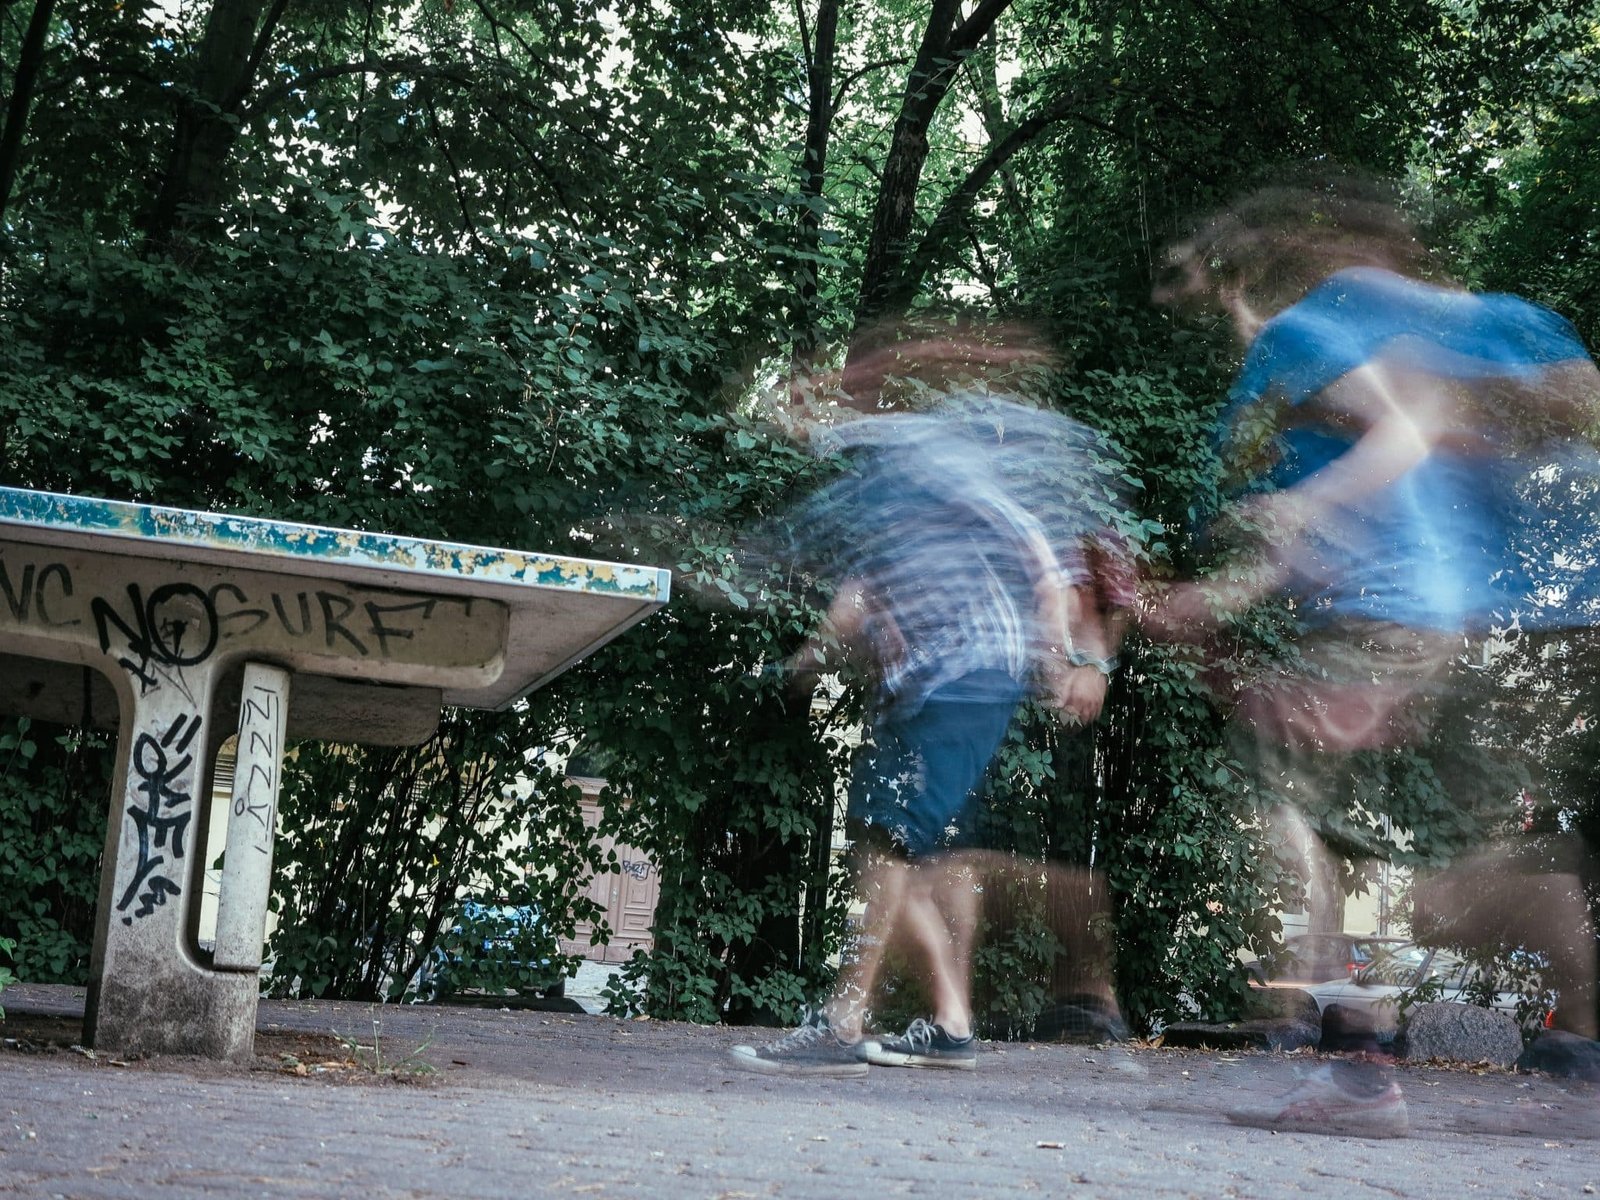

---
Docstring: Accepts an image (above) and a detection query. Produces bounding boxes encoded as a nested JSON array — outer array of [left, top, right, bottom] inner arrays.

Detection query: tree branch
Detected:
[[796, 0, 813, 73], [420, 80, 478, 243], [469, 0, 546, 67], [0, 0, 57, 222], [479, 103, 583, 219], [889, 87, 1142, 312], [964, 29, 1027, 225], [228, 0, 291, 114], [242, 56, 466, 119], [965, 227, 1002, 303], [852, 0, 970, 322], [949, 0, 1014, 56], [831, 57, 909, 110]]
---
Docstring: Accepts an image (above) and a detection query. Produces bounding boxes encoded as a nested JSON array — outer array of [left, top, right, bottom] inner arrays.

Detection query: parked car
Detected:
[[1242, 933, 1409, 987], [416, 900, 566, 1001], [1304, 941, 1552, 1036]]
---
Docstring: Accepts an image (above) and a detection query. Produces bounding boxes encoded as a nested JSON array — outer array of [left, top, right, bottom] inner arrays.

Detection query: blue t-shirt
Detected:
[[1224, 268, 1596, 632]]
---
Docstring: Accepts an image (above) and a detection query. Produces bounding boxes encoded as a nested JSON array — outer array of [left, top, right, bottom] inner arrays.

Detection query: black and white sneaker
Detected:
[[729, 1010, 870, 1077], [863, 1018, 977, 1070]]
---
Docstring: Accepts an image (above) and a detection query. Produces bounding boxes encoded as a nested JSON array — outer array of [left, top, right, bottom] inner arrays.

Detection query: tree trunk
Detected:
[[852, 0, 1013, 326], [144, 0, 279, 246], [0, 0, 57, 223], [790, 0, 839, 361]]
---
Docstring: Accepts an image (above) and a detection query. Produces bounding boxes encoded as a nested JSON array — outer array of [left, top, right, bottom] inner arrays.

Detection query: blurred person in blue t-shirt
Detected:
[[1148, 177, 1600, 1136]]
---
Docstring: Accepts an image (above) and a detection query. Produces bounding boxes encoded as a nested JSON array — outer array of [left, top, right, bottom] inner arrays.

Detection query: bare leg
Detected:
[[934, 856, 983, 1034], [1415, 842, 1597, 1040], [824, 849, 908, 1042], [897, 863, 974, 1038]]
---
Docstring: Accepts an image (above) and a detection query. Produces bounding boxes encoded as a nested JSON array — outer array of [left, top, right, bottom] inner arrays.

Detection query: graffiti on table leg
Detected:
[[117, 712, 201, 924], [236, 681, 282, 852]]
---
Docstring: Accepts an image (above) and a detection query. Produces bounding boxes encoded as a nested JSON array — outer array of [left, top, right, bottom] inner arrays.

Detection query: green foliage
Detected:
[[0, 718, 109, 985], [1469, 93, 1600, 347], [968, 872, 1066, 1041], [264, 706, 604, 1003], [580, 619, 856, 1025], [0, 936, 16, 1019], [1457, 949, 1557, 1037]]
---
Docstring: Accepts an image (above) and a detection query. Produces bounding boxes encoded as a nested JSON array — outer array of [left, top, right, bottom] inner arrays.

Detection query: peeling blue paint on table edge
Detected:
[[0, 487, 671, 604]]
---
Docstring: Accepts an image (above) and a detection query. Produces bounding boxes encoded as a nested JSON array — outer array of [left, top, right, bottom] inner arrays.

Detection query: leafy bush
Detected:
[[0, 718, 109, 985], [0, 936, 16, 1020], [263, 706, 605, 1003]]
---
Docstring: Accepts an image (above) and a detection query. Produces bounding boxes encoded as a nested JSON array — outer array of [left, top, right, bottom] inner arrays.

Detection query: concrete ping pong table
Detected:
[[0, 486, 670, 1059]]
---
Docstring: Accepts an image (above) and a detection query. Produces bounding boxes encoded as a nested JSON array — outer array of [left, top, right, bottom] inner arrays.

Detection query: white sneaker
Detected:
[[728, 1009, 870, 1077], [1225, 1064, 1409, 1139]]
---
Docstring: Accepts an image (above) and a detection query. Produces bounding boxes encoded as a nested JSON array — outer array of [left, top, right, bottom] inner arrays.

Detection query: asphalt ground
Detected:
[[2, 982, 1598, 1199]]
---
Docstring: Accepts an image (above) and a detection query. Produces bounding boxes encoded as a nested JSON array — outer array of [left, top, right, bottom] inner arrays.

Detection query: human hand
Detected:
[[1044, 659, 1109, 725]]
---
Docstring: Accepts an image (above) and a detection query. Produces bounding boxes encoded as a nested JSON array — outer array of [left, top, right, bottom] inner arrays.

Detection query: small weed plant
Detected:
[[333, 1010, 439, 1079]]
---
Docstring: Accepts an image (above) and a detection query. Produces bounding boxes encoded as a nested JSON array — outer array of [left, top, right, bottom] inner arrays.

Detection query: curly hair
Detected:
[[838, 314, 1061, 412], [1160, 170, 1434, 317]]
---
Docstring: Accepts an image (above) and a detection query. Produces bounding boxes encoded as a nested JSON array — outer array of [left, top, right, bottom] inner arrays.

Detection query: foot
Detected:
[[1037, 994, 1131, 1044], [1225, 1063, 1409, 1138], [863, 1018, 977, 1071], [729, 1010, 870, 1077]]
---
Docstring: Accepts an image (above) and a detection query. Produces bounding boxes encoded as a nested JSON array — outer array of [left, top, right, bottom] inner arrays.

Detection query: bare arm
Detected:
[[1146, 360, 1439, 636], [785, 579, 907, 694]]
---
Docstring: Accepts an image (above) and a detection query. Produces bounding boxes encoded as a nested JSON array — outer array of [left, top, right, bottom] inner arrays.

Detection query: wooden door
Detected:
[[563, 781, 658, 964]]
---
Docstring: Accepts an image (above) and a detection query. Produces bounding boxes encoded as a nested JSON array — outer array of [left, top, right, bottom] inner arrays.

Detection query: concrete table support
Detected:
[[0, 486, 669, 1060], [213, 662, 290, 972]]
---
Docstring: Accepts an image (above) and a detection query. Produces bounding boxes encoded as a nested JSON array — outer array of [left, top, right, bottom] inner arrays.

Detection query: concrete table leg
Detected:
[[213, 663, 290, 971], [84, 664, 260, 1061]]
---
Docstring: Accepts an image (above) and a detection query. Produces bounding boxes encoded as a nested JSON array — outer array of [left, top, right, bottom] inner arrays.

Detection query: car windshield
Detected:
[[1350, 937, 1403, 962]]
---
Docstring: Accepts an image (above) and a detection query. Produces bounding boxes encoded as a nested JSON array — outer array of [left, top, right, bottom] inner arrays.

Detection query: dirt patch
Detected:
[[0, 1010, 436, 1085]]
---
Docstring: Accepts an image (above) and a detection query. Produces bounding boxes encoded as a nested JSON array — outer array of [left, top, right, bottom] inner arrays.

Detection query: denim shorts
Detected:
[[846, 670, 1023, 858]]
